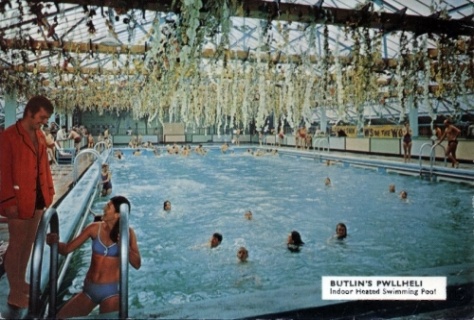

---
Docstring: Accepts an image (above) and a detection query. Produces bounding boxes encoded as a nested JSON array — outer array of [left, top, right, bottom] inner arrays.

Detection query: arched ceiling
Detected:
[[0, 0, 473, 129]]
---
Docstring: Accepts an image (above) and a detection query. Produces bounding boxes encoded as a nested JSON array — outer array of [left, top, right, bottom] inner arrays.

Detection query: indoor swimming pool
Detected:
[[59, 147, 474, 319]]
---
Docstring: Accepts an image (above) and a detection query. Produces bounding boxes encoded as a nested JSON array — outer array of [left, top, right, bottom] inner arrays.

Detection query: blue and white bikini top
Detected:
[[92, 223, 119, 257]]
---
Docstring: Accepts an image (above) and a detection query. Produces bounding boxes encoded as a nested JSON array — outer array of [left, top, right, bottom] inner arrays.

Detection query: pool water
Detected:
[[60, 148, 474, 318]]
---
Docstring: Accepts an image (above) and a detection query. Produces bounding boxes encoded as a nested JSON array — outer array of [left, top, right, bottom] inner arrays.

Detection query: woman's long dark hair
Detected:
[[109, 196, 131, 242], [288, 230, 304, 253]]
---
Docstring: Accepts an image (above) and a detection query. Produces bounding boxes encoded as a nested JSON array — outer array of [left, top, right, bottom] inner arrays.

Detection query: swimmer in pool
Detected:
[[400, 190, 408, 199], [244, 210, 253, 220], [237, 247, 248, 262], [334, 223, 347, 240], [210, 232, 223, 248], [114, 150, 124, 160], [221, 143, 229, 153], [389, 184, 396, 193], [46, 196, 141, 318], [325, 177, 331, 186], [287, 230, 304, 252], [163, 200, 171, 212]]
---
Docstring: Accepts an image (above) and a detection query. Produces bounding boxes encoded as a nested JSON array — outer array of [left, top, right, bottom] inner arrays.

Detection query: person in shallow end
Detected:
[[46, 196, 141, 318], [210, 233, 223, 248], [163, 200, 171, 212], [0, 95, 55, 311], [287, 230, 304, 252]]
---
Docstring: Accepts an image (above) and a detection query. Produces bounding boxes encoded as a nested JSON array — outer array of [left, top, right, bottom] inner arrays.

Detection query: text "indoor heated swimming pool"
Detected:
[[322, 276, 446, 300]]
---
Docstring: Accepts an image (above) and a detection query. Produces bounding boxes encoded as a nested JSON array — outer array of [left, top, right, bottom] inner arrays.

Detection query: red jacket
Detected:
[[0, 121, 55, 219]]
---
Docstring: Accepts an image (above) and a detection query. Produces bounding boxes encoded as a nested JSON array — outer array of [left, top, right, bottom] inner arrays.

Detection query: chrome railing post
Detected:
[[418, 143, 433, 174], [73, 149, 102, 184], [27, 208, 59, 319], [119, 203, 130, 319]]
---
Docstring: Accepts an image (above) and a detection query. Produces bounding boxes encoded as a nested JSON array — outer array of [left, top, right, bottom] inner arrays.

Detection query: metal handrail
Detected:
[[418, 143, 447, 178], [313, 137, 329, 152], [430, 143, 447, 168], [55, 186, 100, 291], [27, 208, 59, 319], [94, 140, 110, 153], [73, 149, 102, 184], [119, 203, 130, 319], [418, 143, 433, 172]]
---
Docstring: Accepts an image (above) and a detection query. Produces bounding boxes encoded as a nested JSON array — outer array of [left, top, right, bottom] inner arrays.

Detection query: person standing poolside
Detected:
[[235, 128, 241, 146], [55, 125, 67, 147], [68, 127, 82, 153], [437, 118, 461, 168], [0, 95, 55, 312], [42, 126, 56, 165], [101, 163, 112, 196], [87, 132, 95, 148], [402, 122, 412, 163], [46, 196, 141, 318], [277, 127, 284, 147]]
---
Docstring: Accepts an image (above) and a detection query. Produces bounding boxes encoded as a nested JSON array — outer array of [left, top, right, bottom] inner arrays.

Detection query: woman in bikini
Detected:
[[402, 122, 412, 163], [47, 196, 141, 318]]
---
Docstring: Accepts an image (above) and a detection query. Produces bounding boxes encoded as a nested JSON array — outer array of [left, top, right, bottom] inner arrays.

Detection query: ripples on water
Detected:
[[61, 148, 474, 318]]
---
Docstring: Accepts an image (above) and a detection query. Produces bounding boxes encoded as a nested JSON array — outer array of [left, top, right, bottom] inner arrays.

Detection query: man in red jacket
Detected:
[[0, 95, 55, 311]]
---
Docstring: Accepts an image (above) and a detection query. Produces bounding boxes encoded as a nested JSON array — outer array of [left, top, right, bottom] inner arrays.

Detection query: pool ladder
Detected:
[[313, 137, 330, 153], [418, 143, 447, 180]]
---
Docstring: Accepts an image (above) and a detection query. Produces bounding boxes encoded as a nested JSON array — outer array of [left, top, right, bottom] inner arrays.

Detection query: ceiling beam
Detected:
[[25, 0, 474, 37], [1, 38, 471, 72]]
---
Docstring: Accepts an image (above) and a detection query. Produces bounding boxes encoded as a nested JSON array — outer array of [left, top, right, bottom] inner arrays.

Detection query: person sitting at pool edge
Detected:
[[287, 230, 304, 252], [210, 232, 223, 248], [335, 223, 347, 240], [163, 200, 171, 212], [237, 247, 248, 262]]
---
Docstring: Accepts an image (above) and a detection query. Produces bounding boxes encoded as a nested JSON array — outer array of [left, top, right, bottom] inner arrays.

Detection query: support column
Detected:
[[356, 103, 365, 137], [4, 90, 18, 128], [319, 106, 327, 134], [408, 97, 419, 138]]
